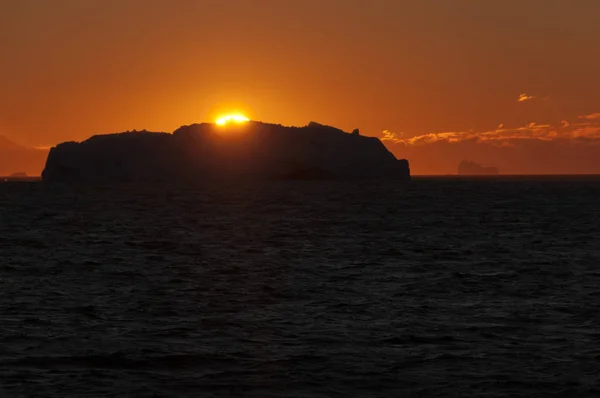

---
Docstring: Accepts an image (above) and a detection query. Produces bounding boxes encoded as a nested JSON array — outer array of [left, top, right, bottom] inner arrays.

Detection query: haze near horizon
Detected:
[[2, 0, 600, 175]]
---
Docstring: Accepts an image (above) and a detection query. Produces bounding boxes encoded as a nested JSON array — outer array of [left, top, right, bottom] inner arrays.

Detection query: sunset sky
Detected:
[[2, 0, 600, 174]]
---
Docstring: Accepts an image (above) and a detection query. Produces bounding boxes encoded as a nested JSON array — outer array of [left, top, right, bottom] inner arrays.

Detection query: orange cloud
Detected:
[[517, 93, 536, 102], [381, 115, 600, 175], [380, 129, 404, 143], [388, 117, 600, 146], [580, 112, 600, 120]]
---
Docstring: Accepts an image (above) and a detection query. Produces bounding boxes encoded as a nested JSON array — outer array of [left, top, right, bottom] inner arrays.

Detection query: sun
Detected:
[[215, 114, 250, 126]]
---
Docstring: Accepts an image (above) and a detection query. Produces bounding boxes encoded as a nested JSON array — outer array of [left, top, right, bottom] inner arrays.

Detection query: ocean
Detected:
[[1, 177, 600, 397]]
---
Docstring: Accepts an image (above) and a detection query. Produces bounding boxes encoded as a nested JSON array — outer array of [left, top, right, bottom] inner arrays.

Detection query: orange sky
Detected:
[[2, 0, 600, 174]]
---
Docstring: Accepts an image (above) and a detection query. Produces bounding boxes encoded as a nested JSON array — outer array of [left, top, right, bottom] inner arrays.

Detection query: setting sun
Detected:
[[215, 114, 250, 126]]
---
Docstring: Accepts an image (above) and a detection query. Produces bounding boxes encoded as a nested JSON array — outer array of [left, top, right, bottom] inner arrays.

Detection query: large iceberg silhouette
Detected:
[[42, 121, 410, 182]]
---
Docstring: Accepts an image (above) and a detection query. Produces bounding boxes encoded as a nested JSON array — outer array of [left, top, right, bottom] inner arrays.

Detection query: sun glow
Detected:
[[215, 114, 250, 126]]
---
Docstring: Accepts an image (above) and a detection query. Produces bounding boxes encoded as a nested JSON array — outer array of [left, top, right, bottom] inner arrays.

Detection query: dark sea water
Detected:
[[1, 177, 600, 397]]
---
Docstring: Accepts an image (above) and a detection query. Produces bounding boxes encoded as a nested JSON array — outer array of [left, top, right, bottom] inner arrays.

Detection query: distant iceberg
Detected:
[[42, 121, 411, 183], [0, 135, 48, 177], [458, 160, 499, 176]]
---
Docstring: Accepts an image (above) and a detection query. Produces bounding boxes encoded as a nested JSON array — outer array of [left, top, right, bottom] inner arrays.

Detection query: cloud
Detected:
[[517, 93, 536, 102], [380, 111, 600, 175], [385, 116, 600, 147], [400, 132, 465, 145], [380, 129, 403, 143], [580, 112, 600, 120]]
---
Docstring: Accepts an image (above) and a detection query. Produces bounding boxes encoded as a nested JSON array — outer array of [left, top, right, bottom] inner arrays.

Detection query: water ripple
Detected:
[[1, 178, 600, 397]]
